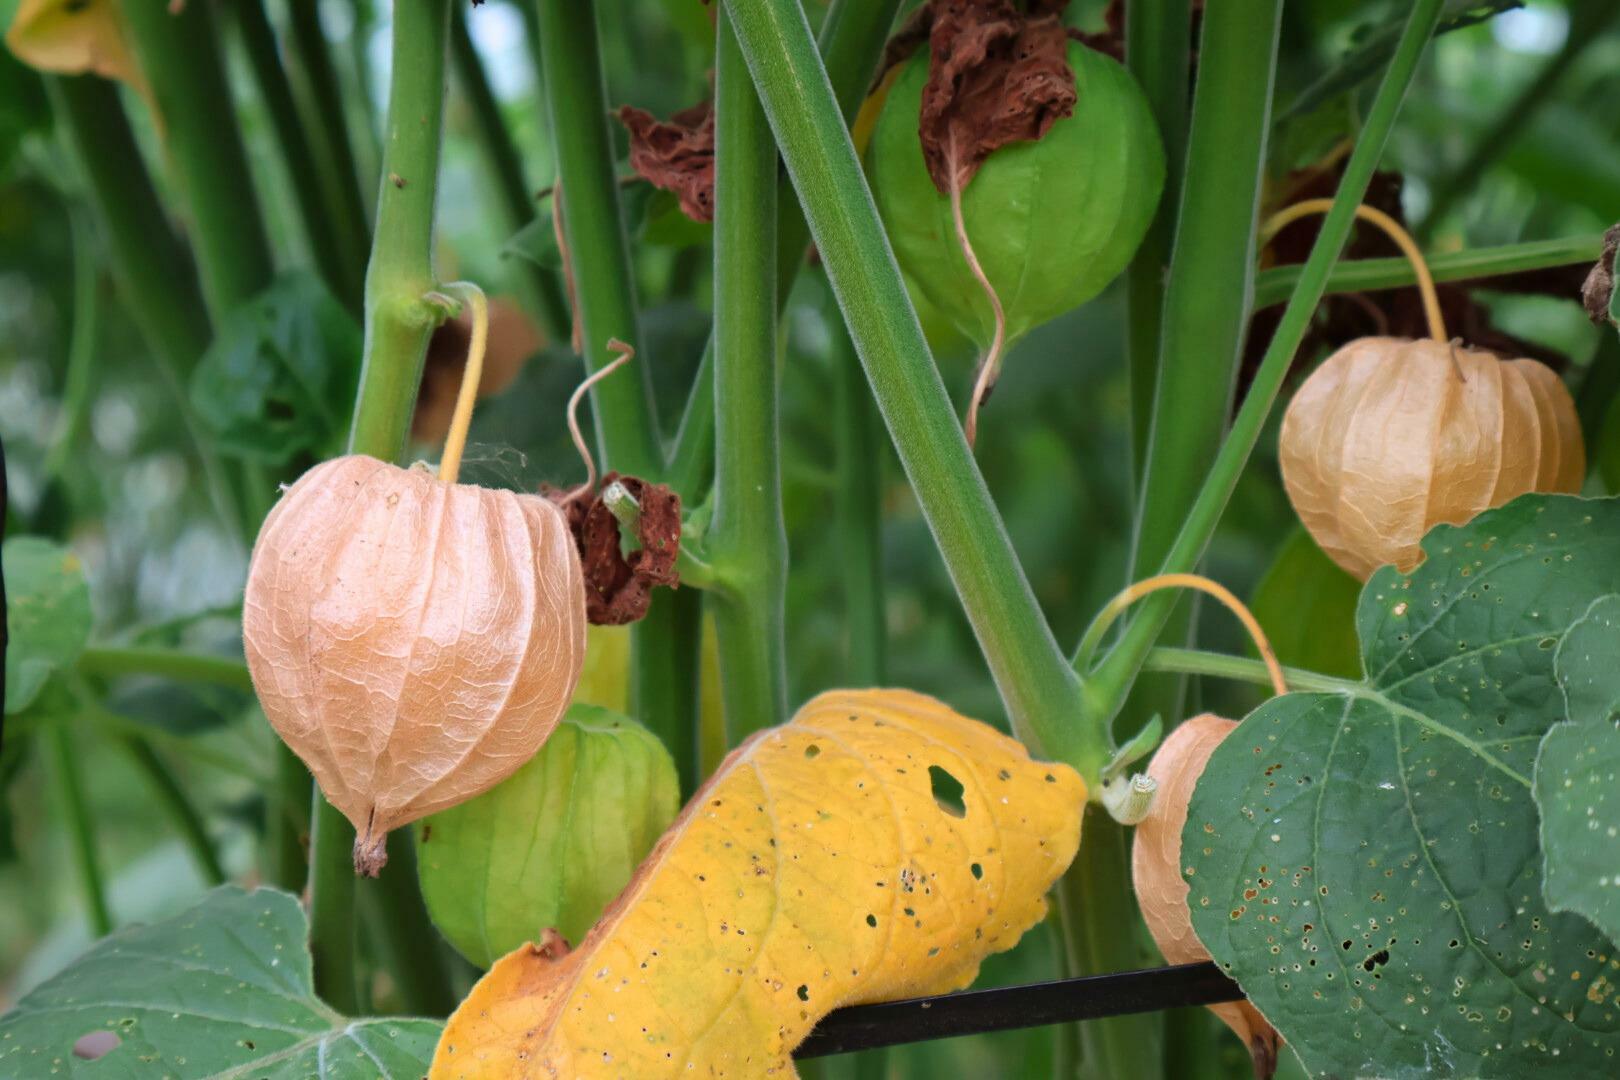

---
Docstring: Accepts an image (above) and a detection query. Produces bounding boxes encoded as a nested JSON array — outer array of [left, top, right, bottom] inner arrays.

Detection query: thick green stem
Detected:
[[43, 205, 98, 482], [123, 0, 275, 320], [829, 286, 886, 685], [314, 0, 454, 1016], [1253, 232, 1604, 308], [1124, 0, 1193, 490], [1143, 646, 1356, 696], [47, 722, 112, 937], [535, 0, 663, 475], [121, 737, 227, 886], [308, 791, 361, 1014], [357, 832, 458, 1017], [235, 0, 364, 311], [285, 0, 374, 276], [449, 5, 571, 338], [1087, 0, 1448, 721], [665, 0, 904, 504], [1128, 0, 1281, 600], [44, 77, 241, 537], [709, 12, 790, 740], [723, 0, 1095, 776], [267, 744, 312, 893], [77, 646, 254, 692]]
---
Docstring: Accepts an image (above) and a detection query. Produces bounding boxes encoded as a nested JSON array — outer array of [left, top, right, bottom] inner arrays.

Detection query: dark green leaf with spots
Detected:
[[0, 886, 441, 1078], [1534, 594, 1620, 947], [4, 536, 92, 715], [1187, 494, 1620, 1078]]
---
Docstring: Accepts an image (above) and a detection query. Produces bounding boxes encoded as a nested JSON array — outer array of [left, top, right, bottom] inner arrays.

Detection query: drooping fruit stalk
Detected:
[[243, 283, 588, 875], [1273, 200, 1585, 580]]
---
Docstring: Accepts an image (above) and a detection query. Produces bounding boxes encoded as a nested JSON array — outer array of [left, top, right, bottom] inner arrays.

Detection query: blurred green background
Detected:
[[1, 1, 1615, 1076]]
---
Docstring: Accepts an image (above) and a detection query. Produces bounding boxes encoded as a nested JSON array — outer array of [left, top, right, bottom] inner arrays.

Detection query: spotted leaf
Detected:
[[431, 688, 1084, 1078], [1535, 594, 1620, 947], [1187, 494, 1620, 1077]]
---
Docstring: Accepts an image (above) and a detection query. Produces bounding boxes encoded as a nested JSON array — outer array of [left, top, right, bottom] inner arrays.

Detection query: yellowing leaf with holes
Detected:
[[431, 688, 1084, 1078], [5, 0, 146, 96]]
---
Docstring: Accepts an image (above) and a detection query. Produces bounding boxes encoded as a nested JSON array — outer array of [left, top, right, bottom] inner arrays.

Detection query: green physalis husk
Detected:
[[868, 41, 1165, 351], [416, 703, 679, 968]]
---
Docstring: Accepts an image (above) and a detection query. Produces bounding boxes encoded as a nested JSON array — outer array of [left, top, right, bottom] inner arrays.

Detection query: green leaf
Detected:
[[1187, 494, 1620, 1077], [1533, 595, 1620, 946], [188, 272, 361, 465], [417, 704, 679, 968], [503, 210, 562, 271], [4, 536, 92, 715], [1250, 526, 1364, 680], [638, 188, 712, 249], [0, 886, 441, 1077]]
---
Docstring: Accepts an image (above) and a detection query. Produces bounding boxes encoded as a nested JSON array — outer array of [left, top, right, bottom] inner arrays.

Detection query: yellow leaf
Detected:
[[431, 688, 1084, 1078], [5, 0, 146, 96]]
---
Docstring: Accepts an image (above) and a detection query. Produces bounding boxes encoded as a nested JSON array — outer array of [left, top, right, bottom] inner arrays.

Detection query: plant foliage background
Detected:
[[1, 1, 1618, 1077]]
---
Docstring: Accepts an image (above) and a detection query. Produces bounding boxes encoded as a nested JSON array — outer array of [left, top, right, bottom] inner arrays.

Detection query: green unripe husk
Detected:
[[416, 703, 679, 968], [868, 42, 1165, 350]]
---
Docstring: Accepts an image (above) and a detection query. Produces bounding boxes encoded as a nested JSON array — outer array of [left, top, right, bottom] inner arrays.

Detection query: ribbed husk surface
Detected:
[[1280, 337, 1585, 581], [243, 455, 586, 873], [1133, 714, 1281, 1078]]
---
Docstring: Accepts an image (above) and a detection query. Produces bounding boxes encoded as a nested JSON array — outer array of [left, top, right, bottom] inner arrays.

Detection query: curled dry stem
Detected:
[[1261, 198, 1449, 346], [435, 280, 489, 485], [562, 339, 636, 505], [948, 134, 1007, 451], [552, 180, 584, 354], [1079, 572, 1287, 698]]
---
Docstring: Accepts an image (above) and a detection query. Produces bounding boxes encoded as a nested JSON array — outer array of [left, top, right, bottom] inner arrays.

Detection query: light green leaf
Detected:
[[1188, 494, 1620, 1078], [1534, 594, 1620, 946], [1250, 526, 1363, 680], [4, 536, 92, 714], [0, 886, 440, 1078]]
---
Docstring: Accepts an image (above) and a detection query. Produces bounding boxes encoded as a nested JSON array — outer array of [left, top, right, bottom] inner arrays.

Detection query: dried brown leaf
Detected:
[[1582, 223, 1620, 324], [557, 472, 681, 625], [617, 101, 715, 223]]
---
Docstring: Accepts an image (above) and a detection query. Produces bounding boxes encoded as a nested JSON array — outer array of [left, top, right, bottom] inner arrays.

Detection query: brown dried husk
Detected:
[[1132, 715, 1282, 1080], [1280, 337, 1585, 581], [243, 454, 587, 875]]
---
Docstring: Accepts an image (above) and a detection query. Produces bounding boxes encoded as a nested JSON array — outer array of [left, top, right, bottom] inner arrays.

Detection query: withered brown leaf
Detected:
[[559, 472, 681, 625], [617, 101, 715, 223]]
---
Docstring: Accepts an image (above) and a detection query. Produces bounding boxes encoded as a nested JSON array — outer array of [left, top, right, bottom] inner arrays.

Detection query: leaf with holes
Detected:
[[4, 536, 92, 715], [430, 688, 1084, 1078], [0, 886, 441, 1077], [1535, 594, 1620, 947], [1186, 494, 1620, 1077]]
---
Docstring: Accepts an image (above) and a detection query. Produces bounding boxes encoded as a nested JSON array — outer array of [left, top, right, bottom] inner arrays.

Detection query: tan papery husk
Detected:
[[1279, 337, 1585, 581], [1133, 714, 1282, 1079], [243, 455, 587, 875]]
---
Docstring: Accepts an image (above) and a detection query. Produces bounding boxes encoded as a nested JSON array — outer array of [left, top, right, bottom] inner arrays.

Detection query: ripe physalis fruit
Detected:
[[430, 689, 1084, 1079], [866, 0, 1164, 444], [1274, 201, 1585, 581], [417, 704, 679, 968], [1132, 715, 1282, 1080], [243, 283, 587, 875]]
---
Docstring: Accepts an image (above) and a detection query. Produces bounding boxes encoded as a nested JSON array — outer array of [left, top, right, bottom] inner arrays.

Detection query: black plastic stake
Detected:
[[794, 962, 1243, 1059]]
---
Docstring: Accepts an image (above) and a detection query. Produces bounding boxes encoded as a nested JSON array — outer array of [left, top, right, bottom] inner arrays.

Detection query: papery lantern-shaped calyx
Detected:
[[243, 454, 586, 874], [1133, 714, 1281, 1079], [1280, 337, 1584, 580]]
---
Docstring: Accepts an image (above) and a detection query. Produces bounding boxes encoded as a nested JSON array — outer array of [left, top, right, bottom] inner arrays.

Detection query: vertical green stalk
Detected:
[[665, 0, 903, 503], [1124, 0, 1193, 490], [123, 0, 276, 321], [829, 287, 886, 685], [534, 0, 663, 474], [286, 0, 375, 272], [723, 0, 1096, 777], [1128, 0, 1282, 596], [44, 77, 242, 538], [43, 206, 98, 483], [358, 832, 458, 1017], [267, 741, 312, 892], [709, 11, 789, 740], [1087, 0, 1448, 716], [121, 737, 227, 886], [448, 5, 571, 338], [235, 0, 365, 311], [314, 0, 453, 1016], [47, 723, 112, 937]]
